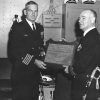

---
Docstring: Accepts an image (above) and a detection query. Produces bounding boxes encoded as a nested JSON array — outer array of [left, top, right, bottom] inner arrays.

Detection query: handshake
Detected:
[[63, 65, 76, 76]]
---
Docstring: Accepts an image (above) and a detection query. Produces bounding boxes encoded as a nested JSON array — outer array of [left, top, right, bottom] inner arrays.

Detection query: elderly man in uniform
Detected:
[[64, 9, 100, 100]]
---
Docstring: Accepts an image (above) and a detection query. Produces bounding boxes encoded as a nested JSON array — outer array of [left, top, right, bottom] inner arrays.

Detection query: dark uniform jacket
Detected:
[[8, 19, 44, 83], [73, 28, 100, 75], [71, 28, 100, 100]]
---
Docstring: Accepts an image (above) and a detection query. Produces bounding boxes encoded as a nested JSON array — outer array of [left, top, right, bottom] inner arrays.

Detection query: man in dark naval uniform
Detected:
[[7, 1, 46, 100], [64, 9, 100, 100]]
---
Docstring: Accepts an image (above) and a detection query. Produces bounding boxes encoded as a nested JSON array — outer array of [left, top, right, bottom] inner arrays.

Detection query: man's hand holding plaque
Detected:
[[34, 59, 46, 69], [63, 65, 69, 73], [63, 65, 76, 76]]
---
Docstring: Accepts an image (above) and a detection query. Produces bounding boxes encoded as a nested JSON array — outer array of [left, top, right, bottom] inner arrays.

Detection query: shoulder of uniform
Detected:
[[35, 22, 43, 27], [35, 22, 44, 32]]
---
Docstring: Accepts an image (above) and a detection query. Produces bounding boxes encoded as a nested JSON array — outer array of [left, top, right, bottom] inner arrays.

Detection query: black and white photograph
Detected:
[[0, 0, 100, 100]]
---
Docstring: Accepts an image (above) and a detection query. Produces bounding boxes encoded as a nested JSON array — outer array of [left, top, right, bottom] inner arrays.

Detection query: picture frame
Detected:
[[44, 41, 76, 68]]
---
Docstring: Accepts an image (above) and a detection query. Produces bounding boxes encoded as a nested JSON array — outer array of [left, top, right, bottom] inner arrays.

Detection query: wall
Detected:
[[0, 0, 27, 58]]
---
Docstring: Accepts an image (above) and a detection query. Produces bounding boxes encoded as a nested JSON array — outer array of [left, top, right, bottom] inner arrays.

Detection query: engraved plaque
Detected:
[[43, 14, 62, 28], [44, 43, 75, 66]]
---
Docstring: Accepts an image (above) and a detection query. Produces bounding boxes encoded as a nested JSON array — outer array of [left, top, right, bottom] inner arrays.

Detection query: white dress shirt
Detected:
[[26, 19, 36, 30]]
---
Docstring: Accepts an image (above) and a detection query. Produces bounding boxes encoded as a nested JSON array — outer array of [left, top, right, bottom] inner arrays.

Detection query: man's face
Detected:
[[79, 11, 91, 31], [24, 4, 38, 22]]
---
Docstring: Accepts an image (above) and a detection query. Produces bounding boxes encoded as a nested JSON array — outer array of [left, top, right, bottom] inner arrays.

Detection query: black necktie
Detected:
[[32, 24, 35, 30]]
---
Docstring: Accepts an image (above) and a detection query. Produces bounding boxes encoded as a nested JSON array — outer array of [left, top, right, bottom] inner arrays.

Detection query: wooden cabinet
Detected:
[[63, 2, 100, 42]]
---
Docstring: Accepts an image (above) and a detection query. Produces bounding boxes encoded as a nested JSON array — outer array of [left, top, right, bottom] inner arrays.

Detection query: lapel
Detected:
[[83, 28, 97, 39], [23, 19, 37, 35], [77, 28, 98, 52], [76, 37, 83, 52]]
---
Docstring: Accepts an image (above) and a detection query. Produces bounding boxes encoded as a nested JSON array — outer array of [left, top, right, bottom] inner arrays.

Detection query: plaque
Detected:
[[43, 14, 62, 28], [44, 42, 75, 66]]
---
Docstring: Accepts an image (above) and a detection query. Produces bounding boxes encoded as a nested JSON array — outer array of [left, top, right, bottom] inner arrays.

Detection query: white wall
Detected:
[[0, 0, 28, 58]]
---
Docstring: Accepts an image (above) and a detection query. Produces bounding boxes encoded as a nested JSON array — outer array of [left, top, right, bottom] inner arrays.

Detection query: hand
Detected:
[[63, 65, 69, 73], [34, 59, 46, 69], [69, 66, 76, 76]]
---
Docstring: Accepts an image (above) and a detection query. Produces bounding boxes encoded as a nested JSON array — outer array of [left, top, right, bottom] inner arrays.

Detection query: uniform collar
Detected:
[[83, 26, 95, 36], [26, 19, 36, 30]]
